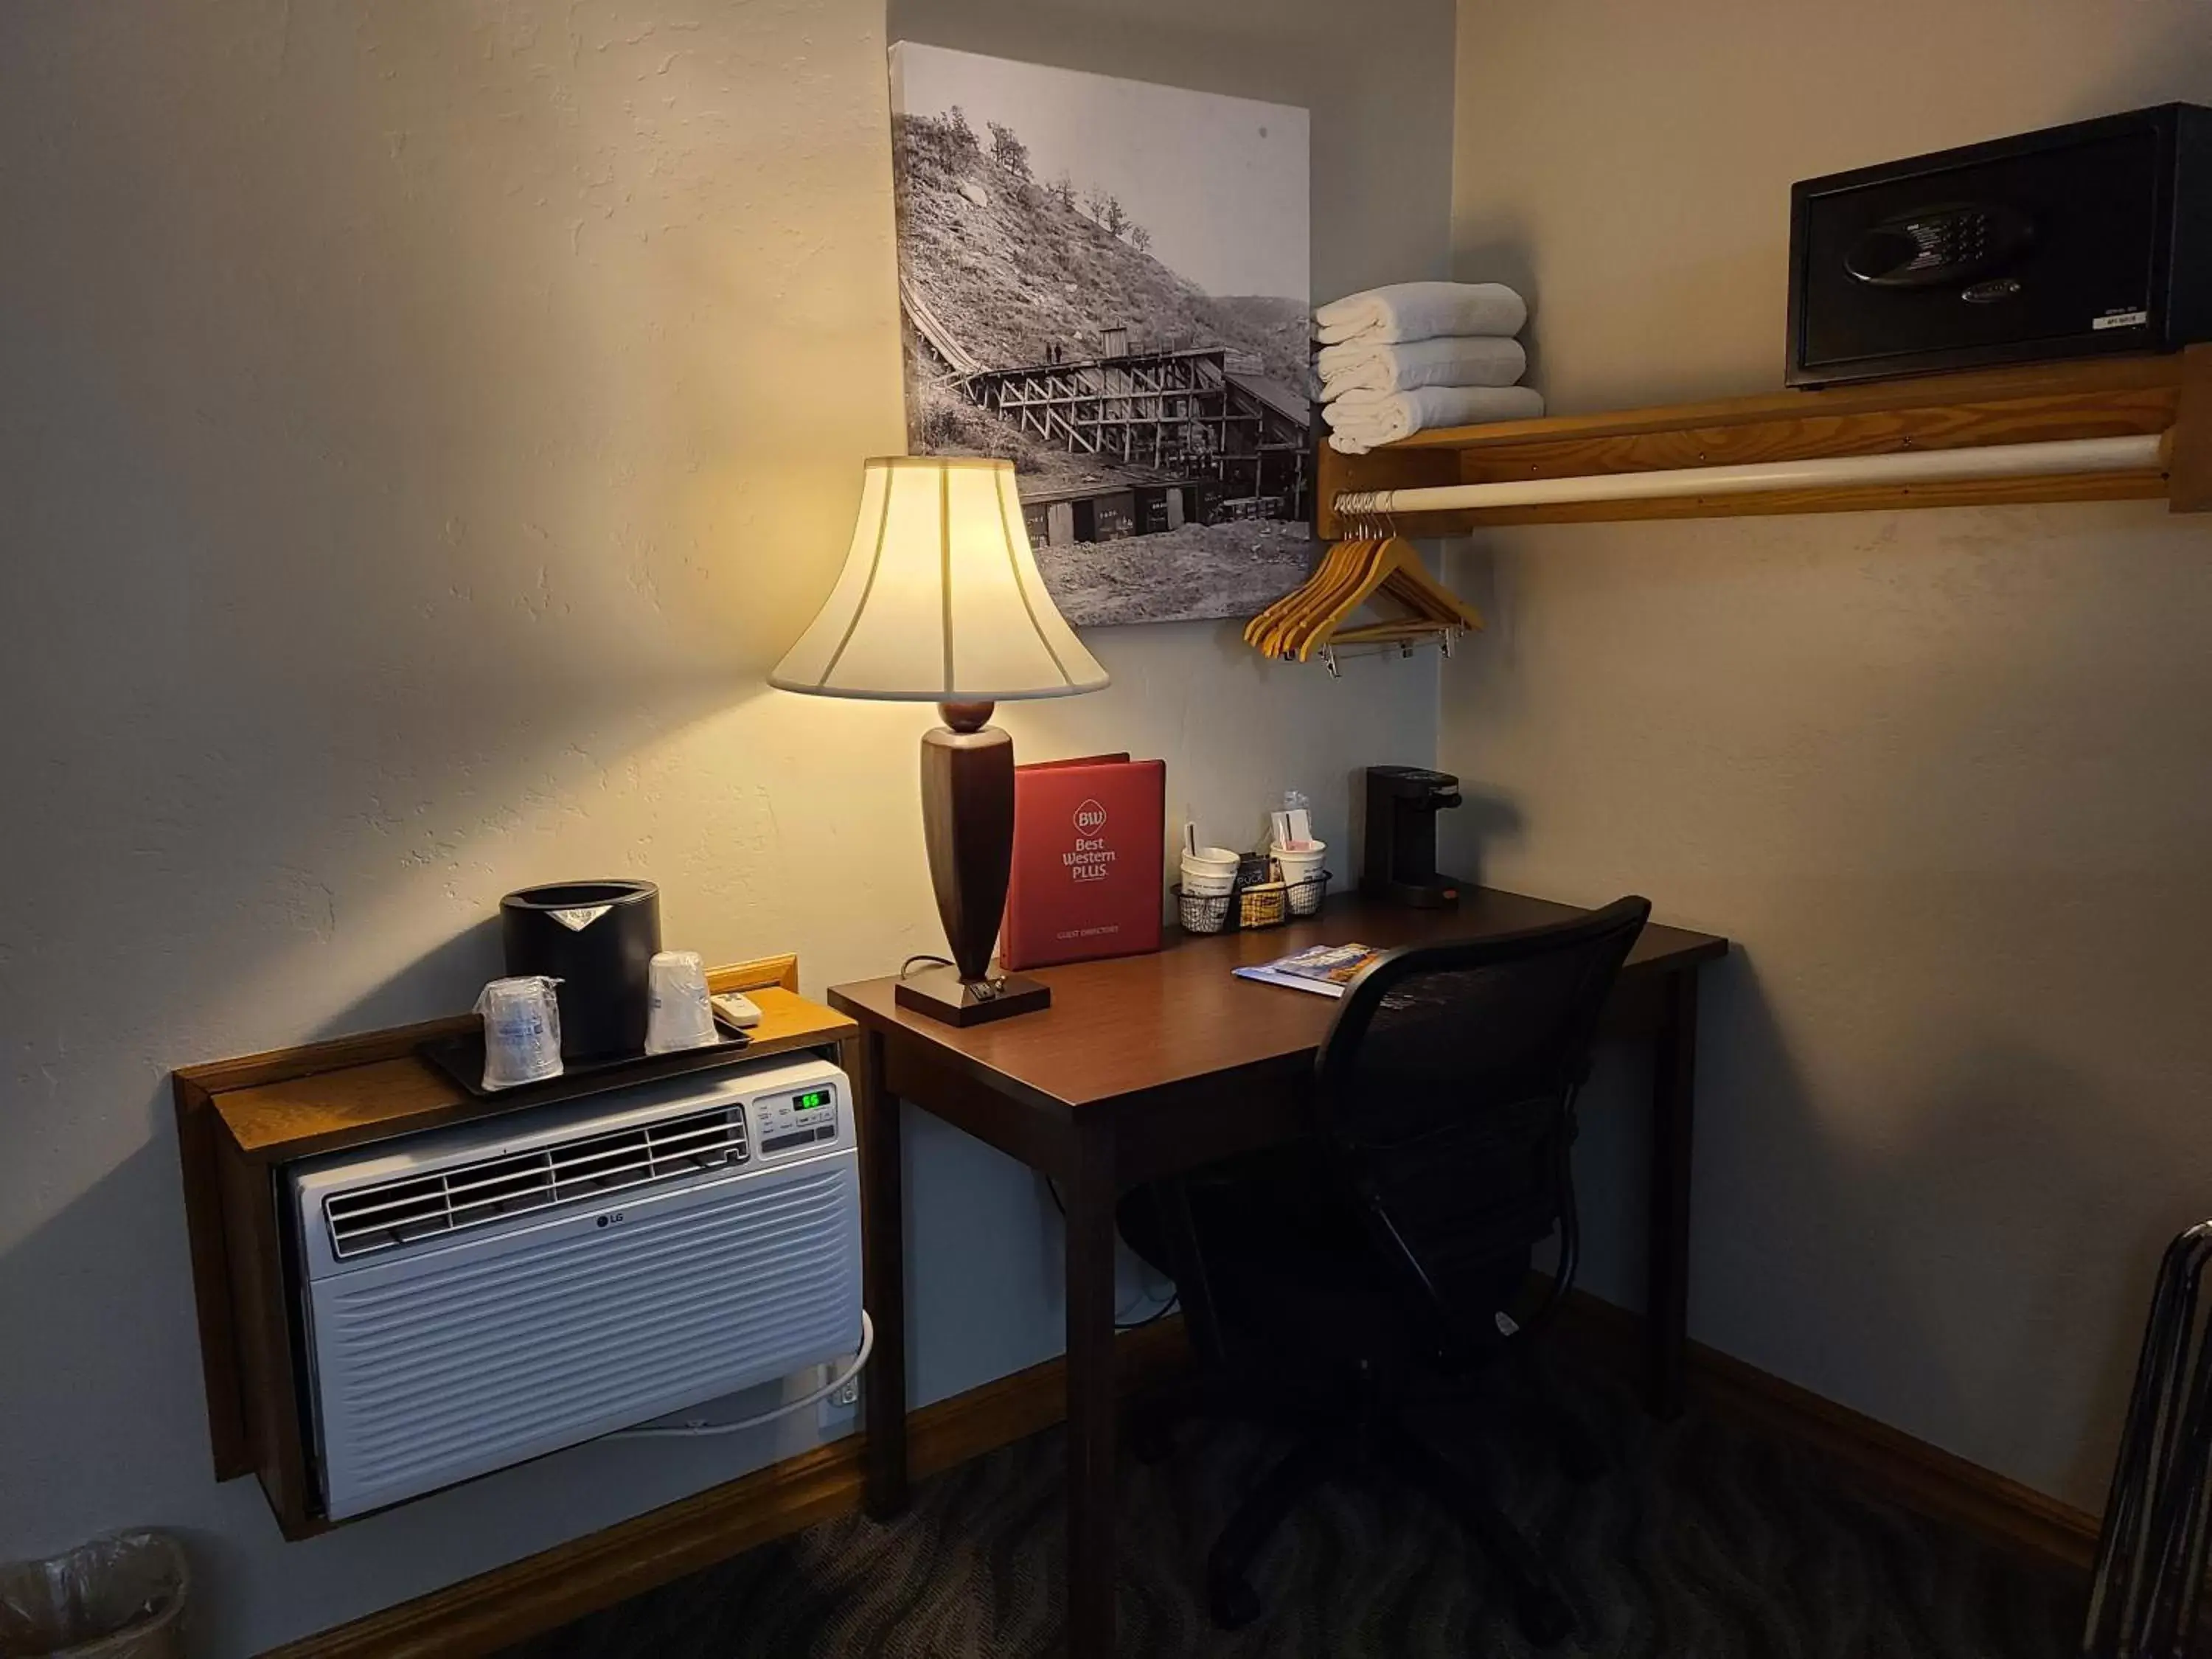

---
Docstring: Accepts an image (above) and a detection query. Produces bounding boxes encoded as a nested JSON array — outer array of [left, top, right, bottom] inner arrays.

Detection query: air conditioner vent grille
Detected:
[[324, 1106, 750, 1259]]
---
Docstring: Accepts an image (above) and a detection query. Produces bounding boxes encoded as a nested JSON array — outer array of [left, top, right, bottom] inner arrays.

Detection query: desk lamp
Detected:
[[771, 456, 1107, 1025]]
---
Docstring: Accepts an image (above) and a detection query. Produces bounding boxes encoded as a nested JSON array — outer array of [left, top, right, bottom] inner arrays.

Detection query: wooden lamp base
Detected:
[[893, 963, 1051, 1026], [901, 700, 1051, 1028]]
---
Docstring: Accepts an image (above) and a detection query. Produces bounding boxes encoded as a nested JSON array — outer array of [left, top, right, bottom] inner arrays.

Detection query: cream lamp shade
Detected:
[[769, 456, 1108, 702]]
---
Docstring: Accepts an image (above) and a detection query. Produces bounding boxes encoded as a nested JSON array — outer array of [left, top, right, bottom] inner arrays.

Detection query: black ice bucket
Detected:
[[499, 880, 661, 1060]]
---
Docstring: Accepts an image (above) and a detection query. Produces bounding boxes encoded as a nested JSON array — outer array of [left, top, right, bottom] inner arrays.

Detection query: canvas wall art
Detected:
[[889, 44, 1313, 627]]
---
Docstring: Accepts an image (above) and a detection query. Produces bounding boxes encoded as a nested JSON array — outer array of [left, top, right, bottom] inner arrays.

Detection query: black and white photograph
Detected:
[[889, 44, 1313, 627]]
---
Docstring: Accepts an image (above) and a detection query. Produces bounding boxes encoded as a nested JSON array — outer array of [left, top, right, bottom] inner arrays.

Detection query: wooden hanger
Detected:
[[1373, 540, 1484, 627], [1271, 538, 1381, 657], [1245, 537, 1372, 658], [1277, 535, 1483, 662], [1245, 538, 1363, 650]]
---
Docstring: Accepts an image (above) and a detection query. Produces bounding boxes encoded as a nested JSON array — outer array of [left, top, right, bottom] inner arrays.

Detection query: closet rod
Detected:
[[1331, 432, 2168, 519]]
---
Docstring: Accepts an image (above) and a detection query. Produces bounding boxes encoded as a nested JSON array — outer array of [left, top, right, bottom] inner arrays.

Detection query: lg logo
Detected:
[[1072, 798, 1107, 833], [595, 1212, 626, 1228]]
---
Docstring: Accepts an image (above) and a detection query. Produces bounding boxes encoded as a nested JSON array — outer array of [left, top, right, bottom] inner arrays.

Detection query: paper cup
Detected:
[[1183, 845, 1240, 876], [1178, 863, 1237, 897], [1272, 841, 1328, 914]]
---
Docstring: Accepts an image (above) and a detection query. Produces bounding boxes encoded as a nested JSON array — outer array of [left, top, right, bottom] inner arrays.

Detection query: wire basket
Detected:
[[1174, 869, 1332, 935]]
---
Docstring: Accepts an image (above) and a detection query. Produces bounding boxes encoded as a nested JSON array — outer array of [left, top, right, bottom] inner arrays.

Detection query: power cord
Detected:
[[1118, 1292, 1182, 1330], [900, 953, 1016, 1001], [1043, 1177, 1182, 1332], [610, 1311, 875, 1439]]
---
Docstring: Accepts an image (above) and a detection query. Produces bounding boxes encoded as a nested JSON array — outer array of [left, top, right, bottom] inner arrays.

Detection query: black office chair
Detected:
[[1119, 896, 1653, 1646]]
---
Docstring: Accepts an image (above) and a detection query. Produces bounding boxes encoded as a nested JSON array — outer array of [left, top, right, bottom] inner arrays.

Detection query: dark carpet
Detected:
[[501, 1365, 2082, 1658]]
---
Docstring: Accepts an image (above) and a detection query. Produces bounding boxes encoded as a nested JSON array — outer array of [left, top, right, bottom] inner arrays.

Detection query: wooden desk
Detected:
[[829, 888, 1728, 1658]]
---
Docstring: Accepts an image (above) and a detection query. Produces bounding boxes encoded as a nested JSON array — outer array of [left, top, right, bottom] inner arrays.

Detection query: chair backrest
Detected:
[[1313, 897, 1653, 1347]]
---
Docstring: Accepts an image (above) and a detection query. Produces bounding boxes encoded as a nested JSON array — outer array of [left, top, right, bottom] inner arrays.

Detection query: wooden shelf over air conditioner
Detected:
[[171, 953, 858, 1539], [1316, 348, 2212, 536]]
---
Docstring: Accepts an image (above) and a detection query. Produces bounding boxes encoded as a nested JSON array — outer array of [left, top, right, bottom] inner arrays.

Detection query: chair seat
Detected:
[[1121, 1143, 1528, 1377]]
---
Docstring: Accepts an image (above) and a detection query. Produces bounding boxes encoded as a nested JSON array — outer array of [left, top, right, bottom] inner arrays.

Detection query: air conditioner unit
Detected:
[[287, 1053, 860, 1520]]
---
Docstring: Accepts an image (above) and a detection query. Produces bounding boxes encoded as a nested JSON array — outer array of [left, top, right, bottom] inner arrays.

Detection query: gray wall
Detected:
[[1446, 0, 2212, 1511], [0, 1, 1453, 1652]]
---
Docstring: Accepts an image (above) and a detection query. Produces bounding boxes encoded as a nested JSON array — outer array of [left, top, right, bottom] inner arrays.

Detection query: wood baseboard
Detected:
[[265, 1288, 2099, 1658], [1545, 1287, 2101, 1572], [260, 1319, 1191, 1659]]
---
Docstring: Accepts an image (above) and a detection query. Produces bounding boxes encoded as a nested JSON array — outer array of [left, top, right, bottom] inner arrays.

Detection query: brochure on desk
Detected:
[[1232, 942, 1385, 998], [1001, 753, 1166, 970]]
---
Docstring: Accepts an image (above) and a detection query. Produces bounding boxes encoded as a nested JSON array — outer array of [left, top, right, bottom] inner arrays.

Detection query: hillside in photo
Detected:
[[894, 111, 1307, 387]]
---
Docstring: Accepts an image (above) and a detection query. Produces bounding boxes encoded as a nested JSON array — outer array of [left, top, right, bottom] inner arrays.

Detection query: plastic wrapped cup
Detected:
[[645, 950, 717, 1054], [1273, 841, 1327, 914], [476, 976, 563, 1091]]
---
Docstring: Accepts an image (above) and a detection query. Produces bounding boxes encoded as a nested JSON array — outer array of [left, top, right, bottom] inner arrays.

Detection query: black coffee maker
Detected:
[[1360, 766, 1464, 908]]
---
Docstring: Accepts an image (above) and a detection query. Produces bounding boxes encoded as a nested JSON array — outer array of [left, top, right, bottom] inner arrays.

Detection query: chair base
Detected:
[[1138, 1373, 1586, 1649]]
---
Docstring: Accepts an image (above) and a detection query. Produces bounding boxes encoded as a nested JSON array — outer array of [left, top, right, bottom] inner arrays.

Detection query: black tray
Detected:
[[419, 1015, 755, 1107]]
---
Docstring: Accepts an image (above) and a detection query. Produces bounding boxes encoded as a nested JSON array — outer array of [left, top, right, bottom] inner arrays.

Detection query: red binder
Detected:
[[1001, 753, 1166, 970]]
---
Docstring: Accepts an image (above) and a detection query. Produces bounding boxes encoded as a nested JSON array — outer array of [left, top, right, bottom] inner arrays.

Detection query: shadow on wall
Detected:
[[1439, 762, 2163, 1506], [1447, 225, 1541, 390], [1566, 876, 2196, 1508], [1695, 942, 2193, 1503], [0, 1137, 251, 1579]]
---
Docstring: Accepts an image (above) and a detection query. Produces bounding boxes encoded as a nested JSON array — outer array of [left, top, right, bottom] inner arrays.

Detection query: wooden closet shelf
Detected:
[[1315, 348, 2212, 534]]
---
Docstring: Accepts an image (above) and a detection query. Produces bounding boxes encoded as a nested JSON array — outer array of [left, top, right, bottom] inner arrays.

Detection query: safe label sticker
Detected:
[[2095, 310, 2150, 330]]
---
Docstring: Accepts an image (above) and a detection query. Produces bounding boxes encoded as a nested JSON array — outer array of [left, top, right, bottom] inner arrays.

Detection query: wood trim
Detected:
[[706, 953, 803, 997], [210, 989, 849, 1164], [258, 1318, 1192, 1659], [174, 955, 801, 1098], [216, 1134, 319, 1535], [175, 1071, 251, 1481], [2168, 342, 2212, 513], [1318, 352, 2194, 532], [1545, 1287, 2099, 1571]]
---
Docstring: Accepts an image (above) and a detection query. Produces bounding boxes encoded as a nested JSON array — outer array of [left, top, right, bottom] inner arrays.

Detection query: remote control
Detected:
[[710, 991, 763, 1029]]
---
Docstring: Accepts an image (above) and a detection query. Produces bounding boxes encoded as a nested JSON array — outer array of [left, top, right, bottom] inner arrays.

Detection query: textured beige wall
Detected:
[[1447, 0, 2212, 1509], [0, 1, 1452, 1651]]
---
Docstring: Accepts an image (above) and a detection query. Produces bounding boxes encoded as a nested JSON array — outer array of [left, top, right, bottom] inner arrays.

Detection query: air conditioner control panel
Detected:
[[757, 1082, 841, 1155]]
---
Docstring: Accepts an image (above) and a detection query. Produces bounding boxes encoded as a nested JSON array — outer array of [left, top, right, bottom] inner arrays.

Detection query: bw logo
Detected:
[[1073, 798, 1107, 833]]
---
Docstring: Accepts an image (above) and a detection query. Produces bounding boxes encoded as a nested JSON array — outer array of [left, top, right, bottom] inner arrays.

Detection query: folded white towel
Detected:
[[1322, 384, 1545, 453], [1317, 335, 1527, 400], [1314, 282, 1528, 347]]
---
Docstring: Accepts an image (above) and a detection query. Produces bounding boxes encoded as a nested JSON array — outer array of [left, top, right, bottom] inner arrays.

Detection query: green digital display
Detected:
[[796, 1089, 830, 1110]]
